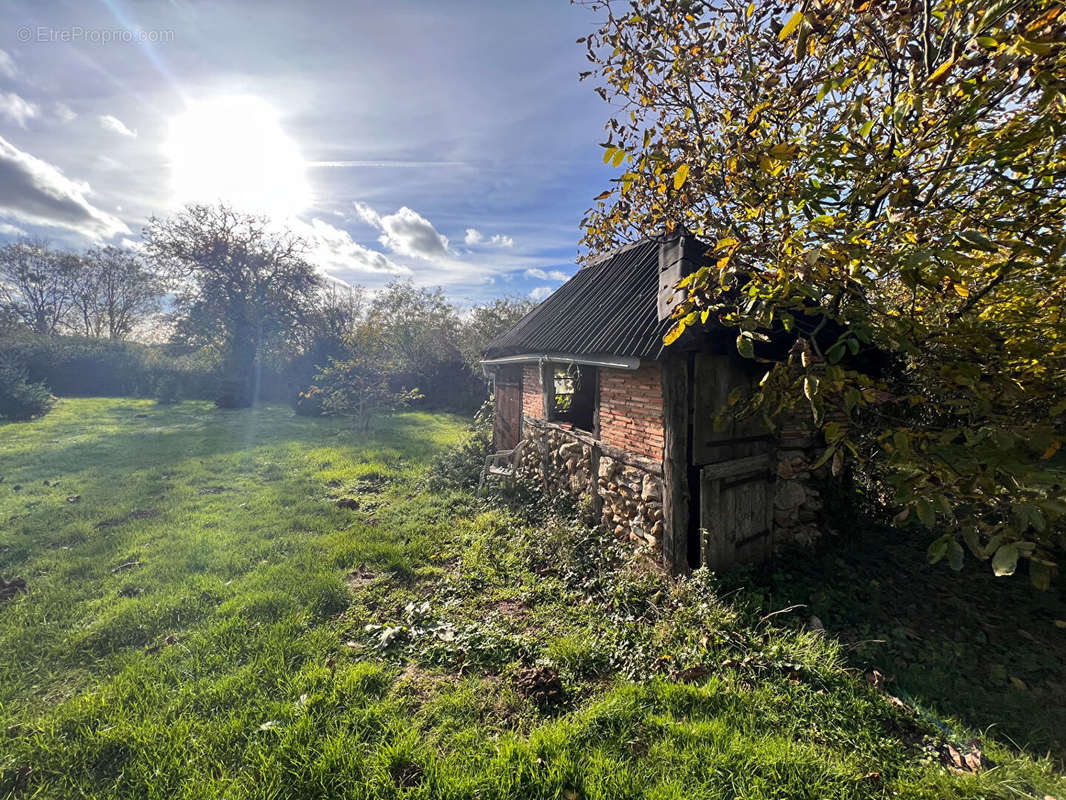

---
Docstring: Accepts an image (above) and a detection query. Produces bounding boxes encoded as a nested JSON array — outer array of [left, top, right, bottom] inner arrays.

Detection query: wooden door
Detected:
[[700, 455, 775, 569], [691, 353, 776, 569], [493, 380, 521, 451]]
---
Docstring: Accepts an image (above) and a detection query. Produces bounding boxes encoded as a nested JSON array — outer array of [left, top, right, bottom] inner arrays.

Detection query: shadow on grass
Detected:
[[735, 519, 1066, 765]]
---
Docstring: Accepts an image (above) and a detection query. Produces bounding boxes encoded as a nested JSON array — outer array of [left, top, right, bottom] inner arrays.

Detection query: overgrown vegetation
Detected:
[[2, 398, 1063, 798], [579, 0, 1066, 586], [0, 358, 54, 421]]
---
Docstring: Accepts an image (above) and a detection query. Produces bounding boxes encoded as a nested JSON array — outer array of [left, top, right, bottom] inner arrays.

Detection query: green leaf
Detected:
[[947, 540, 964, 571], [778, 11, 804, 41], [803, 374, 819, 400], [1030, 559, 1052, 590], [915, 498, 935, 528], [956, 230, 997, 252], [991, 542, 1019, 577], [927, 536, 948, 564], [736, 334, 754, 358], [859, 120, 874, 138]]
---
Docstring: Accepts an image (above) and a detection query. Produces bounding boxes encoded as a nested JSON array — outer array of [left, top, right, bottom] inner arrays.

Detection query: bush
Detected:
[[0, 359, 54, 421], [426, 402, 494, 491], [0, 332, 221, 400], [154, 374, 181, 405]]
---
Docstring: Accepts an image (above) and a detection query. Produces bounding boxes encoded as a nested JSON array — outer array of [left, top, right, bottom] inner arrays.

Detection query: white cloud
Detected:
[[0, 50, 16, 80], [0, 221, 26, 237], [355, 201, 450, 260], [0, 93, 39, 128], [529, 286, 553, 301], [525, 267, 569, 281], [54, 103, 77, 123], [353, 201, 380, 227], [99, 114, 137, 138], [465, 227, 514, 248], [0, 135, 130, 240], [294, 217, 411, 280]]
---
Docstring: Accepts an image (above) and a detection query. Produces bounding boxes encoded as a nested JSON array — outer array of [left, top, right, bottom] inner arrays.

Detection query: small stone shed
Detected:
[[482, 230, 828, 574]]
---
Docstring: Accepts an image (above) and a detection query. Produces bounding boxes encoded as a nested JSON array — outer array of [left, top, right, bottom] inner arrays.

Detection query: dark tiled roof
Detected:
[[484, 239, 674, 360]]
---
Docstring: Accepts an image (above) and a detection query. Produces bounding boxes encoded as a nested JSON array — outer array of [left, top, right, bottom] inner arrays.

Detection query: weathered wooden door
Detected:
[[692, 353, 776, 569], [493, 380, 521, 451], [699, 455, 775, 569]]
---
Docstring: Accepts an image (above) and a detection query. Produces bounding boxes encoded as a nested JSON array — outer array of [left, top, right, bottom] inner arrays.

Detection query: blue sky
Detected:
[[0, 0, 615, 303]]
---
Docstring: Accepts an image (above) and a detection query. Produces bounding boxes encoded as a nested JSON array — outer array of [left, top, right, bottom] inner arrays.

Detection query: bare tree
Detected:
[[0, 239, 78, 335], [69, 246, 163, 339], [143, 203, 322, 406]]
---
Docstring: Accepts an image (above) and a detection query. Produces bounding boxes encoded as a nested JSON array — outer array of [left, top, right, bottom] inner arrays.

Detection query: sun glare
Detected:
[[165, 95, 311, 219]]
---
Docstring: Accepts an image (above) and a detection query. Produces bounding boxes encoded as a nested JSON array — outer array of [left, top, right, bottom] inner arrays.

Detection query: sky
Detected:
[[0, 0, 616, 304]]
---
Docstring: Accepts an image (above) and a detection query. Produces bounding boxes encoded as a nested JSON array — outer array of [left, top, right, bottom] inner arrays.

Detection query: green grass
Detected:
[[0, 398, 1063, 799]]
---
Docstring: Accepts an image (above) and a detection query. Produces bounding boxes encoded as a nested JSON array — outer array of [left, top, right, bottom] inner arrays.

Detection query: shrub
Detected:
[[154, 374, 181, 405], [426, 401, 494, 491], [0, 359, 55, 421], [301, 333, 422, 430]]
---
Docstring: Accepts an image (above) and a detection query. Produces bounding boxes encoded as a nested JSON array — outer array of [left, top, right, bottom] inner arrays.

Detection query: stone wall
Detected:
[[517, 418, 665, 552], [773, 422, 829, 552]]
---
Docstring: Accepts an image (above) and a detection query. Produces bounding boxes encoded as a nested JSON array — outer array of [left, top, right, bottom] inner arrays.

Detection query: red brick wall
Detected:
[[515, 360, 665, 463], [598, 362, 664, 462], [521, 364, 543, 420]]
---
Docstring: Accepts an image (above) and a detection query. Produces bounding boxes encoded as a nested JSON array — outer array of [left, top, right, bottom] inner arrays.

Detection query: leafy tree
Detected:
[[579, 0, 1066, 585], [69, 246, 164, 339], [457, 296, 535, 370], [0, 240, 78, 335], [144, 203, 322, 407], [298, 324, 422, 430]]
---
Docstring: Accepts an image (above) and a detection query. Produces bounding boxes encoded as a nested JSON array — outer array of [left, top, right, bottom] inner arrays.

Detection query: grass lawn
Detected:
[[1, 398, 1064, 799]]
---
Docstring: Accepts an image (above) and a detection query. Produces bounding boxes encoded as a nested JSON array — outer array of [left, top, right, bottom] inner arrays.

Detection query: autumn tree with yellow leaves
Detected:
[[578, 0, 1066, 585]]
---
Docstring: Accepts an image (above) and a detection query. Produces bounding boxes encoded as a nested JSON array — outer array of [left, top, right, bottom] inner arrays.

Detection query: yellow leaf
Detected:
[[715, 237, 739, 251], [927, 59, 955, 85], [953, 283, 969, 298], [611, 148, 626, 167], [768, 143, 798, 161], [1042, 440, 1061, 460], [673, 163, 690, 190], [663, 320, 686, 346], [778, 11, 804, 41]]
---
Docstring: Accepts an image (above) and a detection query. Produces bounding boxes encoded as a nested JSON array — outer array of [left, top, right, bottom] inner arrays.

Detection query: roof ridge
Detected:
[[582, 237, 658, 268]]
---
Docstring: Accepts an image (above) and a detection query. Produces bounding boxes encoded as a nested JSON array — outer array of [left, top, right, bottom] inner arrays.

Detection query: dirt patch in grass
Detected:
[[346, 564, 377, 592], [0, 577, 27, 602], [514, 665, 565, 710]]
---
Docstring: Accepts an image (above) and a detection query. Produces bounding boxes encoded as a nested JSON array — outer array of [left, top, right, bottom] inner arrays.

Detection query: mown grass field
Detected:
[[1, 398, 1064, 799]]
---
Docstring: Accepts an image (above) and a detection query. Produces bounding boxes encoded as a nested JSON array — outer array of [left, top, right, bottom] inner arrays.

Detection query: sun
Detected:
[[165, 95, 311, 219]]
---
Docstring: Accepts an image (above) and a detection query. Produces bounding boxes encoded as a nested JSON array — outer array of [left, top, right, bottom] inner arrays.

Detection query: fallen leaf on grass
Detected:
[[66, 495, 81, 503], [258, 720, 281, 731], [940, 740, 987, 774]]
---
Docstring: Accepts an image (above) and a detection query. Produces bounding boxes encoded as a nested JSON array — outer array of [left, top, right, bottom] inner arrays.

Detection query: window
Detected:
[[547, 364, 596, 432]]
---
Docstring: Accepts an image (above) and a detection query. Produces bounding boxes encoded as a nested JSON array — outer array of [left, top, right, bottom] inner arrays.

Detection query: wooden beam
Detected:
[[660, 354, 690, 574]]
